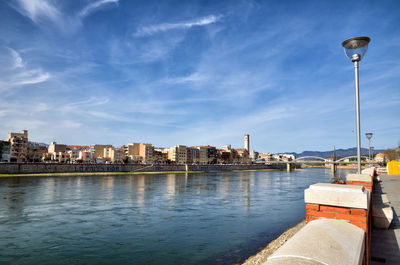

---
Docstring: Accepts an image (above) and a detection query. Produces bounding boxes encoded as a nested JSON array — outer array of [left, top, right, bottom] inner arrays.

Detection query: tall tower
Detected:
[[244, 134, 250, 151]]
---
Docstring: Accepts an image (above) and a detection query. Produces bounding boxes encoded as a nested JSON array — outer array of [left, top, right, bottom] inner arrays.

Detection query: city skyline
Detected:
[[1, 0, 400, 153]]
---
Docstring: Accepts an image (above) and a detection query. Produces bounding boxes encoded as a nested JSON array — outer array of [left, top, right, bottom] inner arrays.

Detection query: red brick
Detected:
[[336, 213, 367, 222], [306, 204, 319, 211], [351, 221, 367, 231], [306, 210, 335, 218], [351, 209, 367, 216], [306, 216, 317, 223], [320, 205, 350, 214]]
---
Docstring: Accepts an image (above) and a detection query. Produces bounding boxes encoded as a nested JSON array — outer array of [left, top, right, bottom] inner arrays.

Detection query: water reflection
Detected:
[[0, 169, 356, 265]]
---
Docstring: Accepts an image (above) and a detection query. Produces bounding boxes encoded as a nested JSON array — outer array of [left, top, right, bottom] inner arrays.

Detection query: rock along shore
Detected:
[[241, 220, 305, 265]]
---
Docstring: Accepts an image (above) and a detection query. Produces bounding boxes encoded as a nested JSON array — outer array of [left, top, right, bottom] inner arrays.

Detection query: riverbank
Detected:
[[241, 220, 306, 265], [0, 163, 288, 175], [0, 168, 286, 178]]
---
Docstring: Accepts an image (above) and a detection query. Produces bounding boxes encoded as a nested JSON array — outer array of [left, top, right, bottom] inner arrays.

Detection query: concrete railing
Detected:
[[264, 169, 377, 265], [265, 219, 365, 265]]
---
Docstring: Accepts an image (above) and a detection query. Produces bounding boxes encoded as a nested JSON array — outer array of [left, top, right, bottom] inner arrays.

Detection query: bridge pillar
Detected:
[[287, 163, 292, 172], [331, 163, 337, 175]]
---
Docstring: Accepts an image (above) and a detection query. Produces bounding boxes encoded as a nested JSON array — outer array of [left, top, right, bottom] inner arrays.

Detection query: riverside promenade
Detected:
[[371, 174, 400, 264]]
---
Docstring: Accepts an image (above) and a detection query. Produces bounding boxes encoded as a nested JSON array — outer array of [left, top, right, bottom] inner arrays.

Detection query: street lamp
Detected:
[[365, 132, 373, 161], [342, 36, 371, 174]]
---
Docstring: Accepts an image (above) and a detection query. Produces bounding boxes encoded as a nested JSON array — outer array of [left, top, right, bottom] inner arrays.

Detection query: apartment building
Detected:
[[0, 140, 10, 162], [235, 148, 250, 163], [48, 142, 67, 154], [187, 147, 200, 164], [125, 143, 154, 163], [27, 142, 47, 162], [51, 152, 68, 163], [153, 148, 169, 164], [7, 130, 28, 162], [103, 147, 124, 163], [90, 144, 113, 159], [169, 145, 187, 164]]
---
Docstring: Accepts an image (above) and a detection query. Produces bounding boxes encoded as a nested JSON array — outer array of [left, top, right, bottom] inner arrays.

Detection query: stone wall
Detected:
[[0, 163, 284, 174]]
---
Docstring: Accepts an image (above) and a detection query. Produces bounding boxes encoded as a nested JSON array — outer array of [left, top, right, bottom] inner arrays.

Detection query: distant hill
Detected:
[[285, 147, 383, 159]]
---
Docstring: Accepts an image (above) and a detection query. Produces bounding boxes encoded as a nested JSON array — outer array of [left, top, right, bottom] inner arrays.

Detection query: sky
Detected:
[[0, 0, 399, 153]]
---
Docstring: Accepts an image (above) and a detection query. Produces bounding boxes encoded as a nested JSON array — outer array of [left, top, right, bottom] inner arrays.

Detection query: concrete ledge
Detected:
[[372, 193, 389, 204], [372, 200, 393, 229], [305, 183, 369, 209], [361, 167, 375, 177], [346, 174, 373, 183], [264, 219, 365, 265]]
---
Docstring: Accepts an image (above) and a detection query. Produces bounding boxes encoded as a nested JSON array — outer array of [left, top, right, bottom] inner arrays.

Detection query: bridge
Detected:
[[264, 156, 379, 173]]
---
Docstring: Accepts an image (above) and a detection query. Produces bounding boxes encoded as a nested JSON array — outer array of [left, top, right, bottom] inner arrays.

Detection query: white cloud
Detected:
[[13, 0, 61, 24], [135, 15, 222, 37], [163, 73, 205, 84], [8, 48, 25, 69], [78, 0, 119, 18], [12, 69, 50, 85]]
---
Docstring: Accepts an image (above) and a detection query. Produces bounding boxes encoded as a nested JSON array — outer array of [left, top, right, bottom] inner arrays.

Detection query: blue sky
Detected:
[[0, 0, 399, 153]]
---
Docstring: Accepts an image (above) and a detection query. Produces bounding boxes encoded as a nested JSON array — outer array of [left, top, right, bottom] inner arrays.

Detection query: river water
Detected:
[[0, 168, 353, 265]]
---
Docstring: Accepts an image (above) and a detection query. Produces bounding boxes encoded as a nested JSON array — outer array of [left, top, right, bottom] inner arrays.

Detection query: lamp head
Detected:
[[365, 132, 373, 140], [342, 36, 370, 62]]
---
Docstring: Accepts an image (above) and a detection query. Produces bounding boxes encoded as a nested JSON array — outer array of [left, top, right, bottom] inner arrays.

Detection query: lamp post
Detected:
[[342, 36, 371, 174], [365, 132, 373, 161]]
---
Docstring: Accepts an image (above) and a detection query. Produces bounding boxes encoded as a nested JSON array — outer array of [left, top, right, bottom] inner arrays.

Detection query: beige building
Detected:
[[169, 145, 187, 164], [48, 142, 67, 154], [7, 130, 28, 162], [125, 143, 154, 163], [235, 148, 250, 163], [103, 147, 125, 163], [197, 146, 209, 164], [51, 152, 68, 163], [27, 142, 47, 162], [91, 144, 113, 159], [154, 148, 169, 164], [374, 153, 386, 163]]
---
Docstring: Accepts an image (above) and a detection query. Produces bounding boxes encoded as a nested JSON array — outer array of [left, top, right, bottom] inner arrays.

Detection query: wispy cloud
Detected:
[[13, 0, 61, 25], [78, 0, 119, 18], [163, 73, 205, 84], [8, 48, 25, 69], [135, 15, 222, 37], [12, 69, 50, 86]]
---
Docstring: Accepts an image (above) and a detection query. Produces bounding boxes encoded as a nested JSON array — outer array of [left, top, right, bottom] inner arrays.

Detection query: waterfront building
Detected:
[[197, 146, 208, 164], [79, 150, 94, 163], [244, 134, 250, 151], [235, 148, 250, 163], [249, 150, 258, 161], [51, 152, 68, 163], [27, 142, 47, 162], [103, 147, 124, 163], [258, 153, 273, 161], [7, 130, 28, 162], [153, 148, 169, 164], [48, 142, 67, 154], [218, 149, 232, 163], [221, 144, 232, 151], [187, 147, 200, 164], [280, 154, 295, 161], [125, 143, 154, 163], [374, 153, 386, 163], [90, 144, 113, 159], [169, 145, 187, 164], [0, 140, 10, 162], [67, 149, 80, 163]]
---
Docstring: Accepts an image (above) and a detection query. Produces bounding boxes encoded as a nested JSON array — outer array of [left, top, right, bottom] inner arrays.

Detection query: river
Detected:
[[0, 168, 353, 264]]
